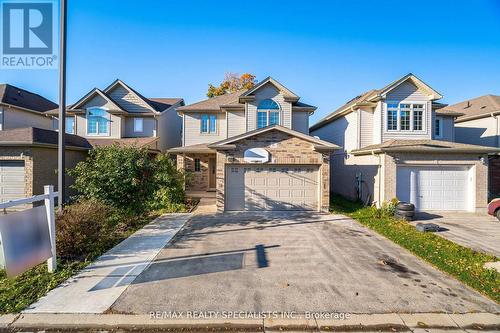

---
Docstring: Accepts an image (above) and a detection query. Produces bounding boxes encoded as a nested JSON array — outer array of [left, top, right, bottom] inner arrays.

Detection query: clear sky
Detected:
[[1, 0, 499, 124]]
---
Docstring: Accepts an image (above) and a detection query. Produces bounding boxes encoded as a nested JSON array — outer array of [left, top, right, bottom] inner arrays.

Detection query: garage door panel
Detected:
[[397, 166, 469, 211], [0, 161, 26, 204], [226, 165, 319, 211]]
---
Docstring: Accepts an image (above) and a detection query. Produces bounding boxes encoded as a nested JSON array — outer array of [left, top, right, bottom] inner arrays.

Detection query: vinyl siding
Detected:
[[156, 104, 183, 150], [107, 85, 152, 113], [74, 112, 122, 139], [382, 82, 432, 141], [227, 110, 246, 138], [456, 116, 499, 147], [292, 111, 309, 134], [359, 108, 373, 148], [184, 112, 227, 146], [246, 83, 292, 131], [1, 106, 52, 130], [79, 94, 116, 110], [434, 116, 455, 142], [372, 102, 382, 144], [123, 116, 156, 137], [310, 110, 358, 153]]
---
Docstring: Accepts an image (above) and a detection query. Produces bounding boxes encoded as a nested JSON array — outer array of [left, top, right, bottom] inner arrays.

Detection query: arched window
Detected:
[[86, 107, 110, 136], [257, 99, 280, 129]]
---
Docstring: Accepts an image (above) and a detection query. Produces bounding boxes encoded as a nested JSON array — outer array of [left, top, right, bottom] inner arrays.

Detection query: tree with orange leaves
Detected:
[[207, 72, 256, 98]]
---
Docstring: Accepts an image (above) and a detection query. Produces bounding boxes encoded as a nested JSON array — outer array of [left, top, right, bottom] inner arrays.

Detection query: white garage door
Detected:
[[0, 161, 26, 204], [396, 166, 470, 211], [226, 165, 319, 211]]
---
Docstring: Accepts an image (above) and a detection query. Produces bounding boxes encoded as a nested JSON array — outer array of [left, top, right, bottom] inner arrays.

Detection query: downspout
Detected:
[[374, 150, 382, 207]]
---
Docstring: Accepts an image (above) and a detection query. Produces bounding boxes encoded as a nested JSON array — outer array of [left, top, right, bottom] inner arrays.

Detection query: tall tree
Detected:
[[207, 72, 256, 98]]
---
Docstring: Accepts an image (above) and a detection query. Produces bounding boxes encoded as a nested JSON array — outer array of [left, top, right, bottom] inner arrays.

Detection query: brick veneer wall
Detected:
[[383, 152, 489, 212], [488, 156, 500, 198], [215, 130, 330, 212], [0, 146, 87, 201], [177, 153, 213, 191]]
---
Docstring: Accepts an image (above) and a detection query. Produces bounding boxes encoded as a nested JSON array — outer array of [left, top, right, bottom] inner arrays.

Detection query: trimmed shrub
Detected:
[[150, 154, 185, 211], [56, 200, 113, 260]]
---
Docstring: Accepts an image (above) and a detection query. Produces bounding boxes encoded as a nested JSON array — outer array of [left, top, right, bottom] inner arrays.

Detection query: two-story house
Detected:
[[0, 84, 56, 130], [310, 74, 499, 213], [168, 77, 338, 212], [446, 95, 500, 197], [47, 79, 184, 152], [0, 84, 90, 204]]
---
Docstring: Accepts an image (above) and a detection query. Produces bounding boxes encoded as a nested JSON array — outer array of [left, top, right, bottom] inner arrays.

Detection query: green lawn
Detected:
[[330, 195, 500, 303], [0, 210, 160, 314]]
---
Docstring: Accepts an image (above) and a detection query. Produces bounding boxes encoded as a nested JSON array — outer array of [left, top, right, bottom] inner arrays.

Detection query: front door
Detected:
[[209, 158, 216, 189]]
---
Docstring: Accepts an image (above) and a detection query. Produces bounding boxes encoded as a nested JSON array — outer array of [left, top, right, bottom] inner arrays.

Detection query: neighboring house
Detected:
[[168, 77, 338, 212], [448, 94, 500, 197], [0, 127, 90, 204], [0, 83, 56, 131], [47, 79, 184, 152], [310, 73, 499, 213]]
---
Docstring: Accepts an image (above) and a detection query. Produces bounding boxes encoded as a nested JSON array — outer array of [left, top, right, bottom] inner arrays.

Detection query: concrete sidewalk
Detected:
[[22, 213, 191, 314], [1, 312, 499, 332]]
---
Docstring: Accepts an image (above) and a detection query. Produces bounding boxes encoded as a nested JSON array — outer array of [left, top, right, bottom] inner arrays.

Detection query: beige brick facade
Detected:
[[382, 152, 489, 212], [214, 130, 330, 212]]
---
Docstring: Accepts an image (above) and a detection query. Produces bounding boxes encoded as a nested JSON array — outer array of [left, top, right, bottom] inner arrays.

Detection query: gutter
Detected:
[[455, 110, 500, 123], [1, 103, 54, 118]]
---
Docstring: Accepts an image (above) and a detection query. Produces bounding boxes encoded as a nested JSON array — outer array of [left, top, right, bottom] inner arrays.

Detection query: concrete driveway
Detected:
[[111, 212, 499, 314], [413, 213, 500, 257]]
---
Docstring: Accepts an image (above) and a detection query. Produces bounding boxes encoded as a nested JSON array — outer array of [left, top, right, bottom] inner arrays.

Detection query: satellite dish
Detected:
[[244, 148, 269, 163]]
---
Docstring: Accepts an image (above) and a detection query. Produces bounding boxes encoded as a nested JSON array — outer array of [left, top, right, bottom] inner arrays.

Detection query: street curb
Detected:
[[2, 313, 499, 332]]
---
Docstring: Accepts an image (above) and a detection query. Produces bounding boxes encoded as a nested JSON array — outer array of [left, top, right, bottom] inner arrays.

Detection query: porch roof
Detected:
[[167, 143, 216, 154]]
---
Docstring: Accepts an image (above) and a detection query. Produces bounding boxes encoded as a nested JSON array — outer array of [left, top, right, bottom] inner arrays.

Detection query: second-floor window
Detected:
[[66, 117, 75, 134], [134, 118, 143, 133], [87, 108, 110, 136], [386, 102, 425, 132], [201, 114, 217, 134], [257, 99, 280, 129]]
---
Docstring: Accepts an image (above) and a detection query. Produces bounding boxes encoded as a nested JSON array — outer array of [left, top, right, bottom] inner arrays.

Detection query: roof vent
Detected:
[[465, 101, 471, 108]]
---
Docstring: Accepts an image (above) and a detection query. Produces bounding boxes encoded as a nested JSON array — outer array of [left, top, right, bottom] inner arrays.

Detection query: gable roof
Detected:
[[177, 90, 244, 112], [310, 73, 442, 131], [207, 125, 339, 151], [0, 84, 58, 113], [69, 88, 126, 112], [239, 77, 299, 101], [178, 77, 315, 112], [351, 139, 500, 156], [103, 79, 159, 113], [447, 95, 500, 123]]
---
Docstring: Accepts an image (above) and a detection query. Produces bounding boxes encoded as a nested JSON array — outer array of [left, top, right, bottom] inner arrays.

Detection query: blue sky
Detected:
[[1, 0, 499, 124]]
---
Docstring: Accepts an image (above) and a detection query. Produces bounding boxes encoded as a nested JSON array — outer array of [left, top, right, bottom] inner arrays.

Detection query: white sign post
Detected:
[[0, 185, 58, 276]]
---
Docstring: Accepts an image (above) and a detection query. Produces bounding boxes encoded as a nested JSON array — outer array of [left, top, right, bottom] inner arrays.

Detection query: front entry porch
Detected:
[[171, 146, 217, 193]]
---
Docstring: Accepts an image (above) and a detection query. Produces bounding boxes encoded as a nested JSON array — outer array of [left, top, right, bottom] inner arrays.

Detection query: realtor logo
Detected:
[[1, 0, 58, 69]]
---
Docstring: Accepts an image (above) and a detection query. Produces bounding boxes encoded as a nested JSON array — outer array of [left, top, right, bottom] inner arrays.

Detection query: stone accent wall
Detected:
[[383, 152, 489, 212], [488, 156, 500, 198], [180, 153, 213, 191], [215, 130, 330, 212]]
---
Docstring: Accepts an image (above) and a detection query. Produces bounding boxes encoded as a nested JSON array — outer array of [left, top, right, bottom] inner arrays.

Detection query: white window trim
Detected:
[[133, 117, 144, 133], [385, 101, 426, 133], [257, 110, 281, 129], [200, 113, 218, 135], [86, 107, 111, 136], [434, 117, 443, 139]]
